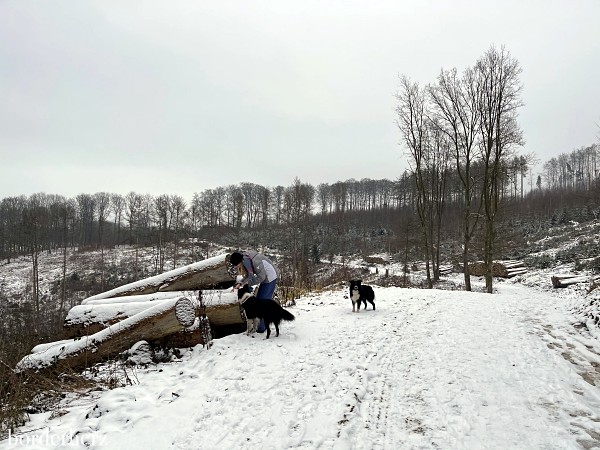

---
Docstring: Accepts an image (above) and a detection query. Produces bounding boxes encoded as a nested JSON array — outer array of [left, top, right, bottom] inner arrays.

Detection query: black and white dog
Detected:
[[349, 279, 375, 312], [237, 286, 295, 339]]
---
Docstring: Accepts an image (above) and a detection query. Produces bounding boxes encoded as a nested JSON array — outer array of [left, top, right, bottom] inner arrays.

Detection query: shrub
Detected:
[[524, 254, 554, 269]]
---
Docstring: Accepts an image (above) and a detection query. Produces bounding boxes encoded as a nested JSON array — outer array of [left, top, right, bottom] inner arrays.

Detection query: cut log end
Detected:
[[16, 296, 199, 374], [175, 297, 196, 328]]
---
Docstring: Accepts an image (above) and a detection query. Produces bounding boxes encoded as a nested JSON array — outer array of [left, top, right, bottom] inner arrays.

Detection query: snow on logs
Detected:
[[468, 260, 527, 278], [15, 253, 247, 373], [550, 274, 590, 288], [17, 297, 196, 373], [63, 290, 244, 339], [82, 253, 234, 303]]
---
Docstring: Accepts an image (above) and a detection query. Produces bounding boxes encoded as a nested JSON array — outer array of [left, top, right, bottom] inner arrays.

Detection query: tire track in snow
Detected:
[[336, 296, 438, 449], [174, 297, 391, 449], [49, 285, 600, 450]]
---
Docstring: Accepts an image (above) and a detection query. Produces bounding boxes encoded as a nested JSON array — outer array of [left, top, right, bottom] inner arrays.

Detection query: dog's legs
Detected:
[[246, 318, 256, 335], [265, 323, 271, 339], [351, 290, 359, 312], [369, 300, 376, 310], [274, 322, 280, 337]]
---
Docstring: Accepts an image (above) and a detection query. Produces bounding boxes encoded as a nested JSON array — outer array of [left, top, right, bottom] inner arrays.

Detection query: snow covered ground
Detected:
[[3, 276, 600, 449]]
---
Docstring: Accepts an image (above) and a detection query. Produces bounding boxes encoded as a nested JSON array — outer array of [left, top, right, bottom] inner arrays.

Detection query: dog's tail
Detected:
[[280, 308, 296, 322]]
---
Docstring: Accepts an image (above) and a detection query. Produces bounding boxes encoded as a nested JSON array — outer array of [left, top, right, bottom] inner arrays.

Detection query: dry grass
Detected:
[[0, 360, 137, 439]]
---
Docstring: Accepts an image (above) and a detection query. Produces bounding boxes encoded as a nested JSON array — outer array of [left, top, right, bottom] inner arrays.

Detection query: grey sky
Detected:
[[1, 0, 599, 202]]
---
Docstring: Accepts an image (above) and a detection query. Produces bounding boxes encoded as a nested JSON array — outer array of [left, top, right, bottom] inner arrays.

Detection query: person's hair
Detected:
[[229, 252, 243, 266]]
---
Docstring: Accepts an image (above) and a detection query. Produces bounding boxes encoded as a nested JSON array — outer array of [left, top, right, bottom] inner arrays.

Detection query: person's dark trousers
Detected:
[[255, 279, 277, 333]]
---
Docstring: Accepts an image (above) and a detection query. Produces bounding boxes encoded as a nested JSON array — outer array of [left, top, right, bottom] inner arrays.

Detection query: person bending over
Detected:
[[230, 250, 279, 333]]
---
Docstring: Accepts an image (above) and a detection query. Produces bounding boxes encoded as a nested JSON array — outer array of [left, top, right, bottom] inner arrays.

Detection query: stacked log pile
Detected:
[[82, 253, 234, 302], [17, 297, 197, 373], [63, 290, 244, 339], [17, 253, 244, 374], [550, 274, 590, 288], [468, 260, 527, 278], [364, 254, 389, 265], [439, 265, 453, 276]]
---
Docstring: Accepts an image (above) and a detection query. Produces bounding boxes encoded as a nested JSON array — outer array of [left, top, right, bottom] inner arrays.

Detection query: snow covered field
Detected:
[[3, 277, 600, 450]]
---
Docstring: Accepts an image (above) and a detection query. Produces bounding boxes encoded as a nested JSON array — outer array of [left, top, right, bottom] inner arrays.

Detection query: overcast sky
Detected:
[[1, 0, 599, 202]]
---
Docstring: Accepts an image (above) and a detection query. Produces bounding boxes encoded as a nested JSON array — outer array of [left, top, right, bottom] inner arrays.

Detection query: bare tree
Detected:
[[282, 178, 315, 287], [125, 192, 144, 278], [75, 194, 96, 247], [395, 75, 435, 287], [316, 183, 331, 216], [57, 199, 75, 318], [476, 45, 524, 293], [154, 194, 170, 272], [22, 196, 49, 331], [271, 186, 285, 226], [94, 192, 111, 291], [0, 196, 26, 263], [429, 66, 482, 290], [428, 123, 451, 281], [110, 193, 125, 245], [169, 195, 186, 269]]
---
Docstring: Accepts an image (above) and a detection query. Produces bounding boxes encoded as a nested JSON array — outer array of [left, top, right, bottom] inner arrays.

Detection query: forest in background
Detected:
[[1, 44, 600, 436], [1, 141, 598, 261], [2, 44, 600, 340], [1, 138, 599, 298]]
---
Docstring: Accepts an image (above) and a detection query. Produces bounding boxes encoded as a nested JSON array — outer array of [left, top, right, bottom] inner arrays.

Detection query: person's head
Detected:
[[229, 252, 243, 267]]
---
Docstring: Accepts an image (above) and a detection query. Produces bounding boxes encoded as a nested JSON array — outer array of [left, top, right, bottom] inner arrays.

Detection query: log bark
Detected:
[[82, 253, 235, 304], [63, 290, 244, 339], [83, 291, 195, 306], [17, 297, 196, 373], [469, 260, 527, 278], [364, 255, 389, 265], [63, 301, 171, 338], [439, 265, 453, 275], [551, 275, 589, 288], [153, 318, 204, 348], [505, 268, 527, 278]]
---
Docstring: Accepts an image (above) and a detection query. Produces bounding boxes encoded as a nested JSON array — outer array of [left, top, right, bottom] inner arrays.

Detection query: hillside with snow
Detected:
[[2, 276, 600, 449], [2, 222, 600, 449]]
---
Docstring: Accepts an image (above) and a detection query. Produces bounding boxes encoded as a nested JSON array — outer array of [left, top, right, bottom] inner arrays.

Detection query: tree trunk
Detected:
[[17, 297, 196, 374], [551, 275, 588, 288], [462, 242, 472, 291], [60, 240, 67, 318], [82, 254, 234, 303], [64, 291, 244, 339], [32, 245, 40, 332]]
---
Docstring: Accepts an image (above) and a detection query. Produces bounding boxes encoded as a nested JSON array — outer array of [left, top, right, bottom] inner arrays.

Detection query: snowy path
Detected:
[[3, 284, 600, 449]]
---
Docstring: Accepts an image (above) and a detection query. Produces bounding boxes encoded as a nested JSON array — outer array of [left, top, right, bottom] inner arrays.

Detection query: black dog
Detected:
[[237, 287, 295, 339], [349, 279, 375, 312]]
